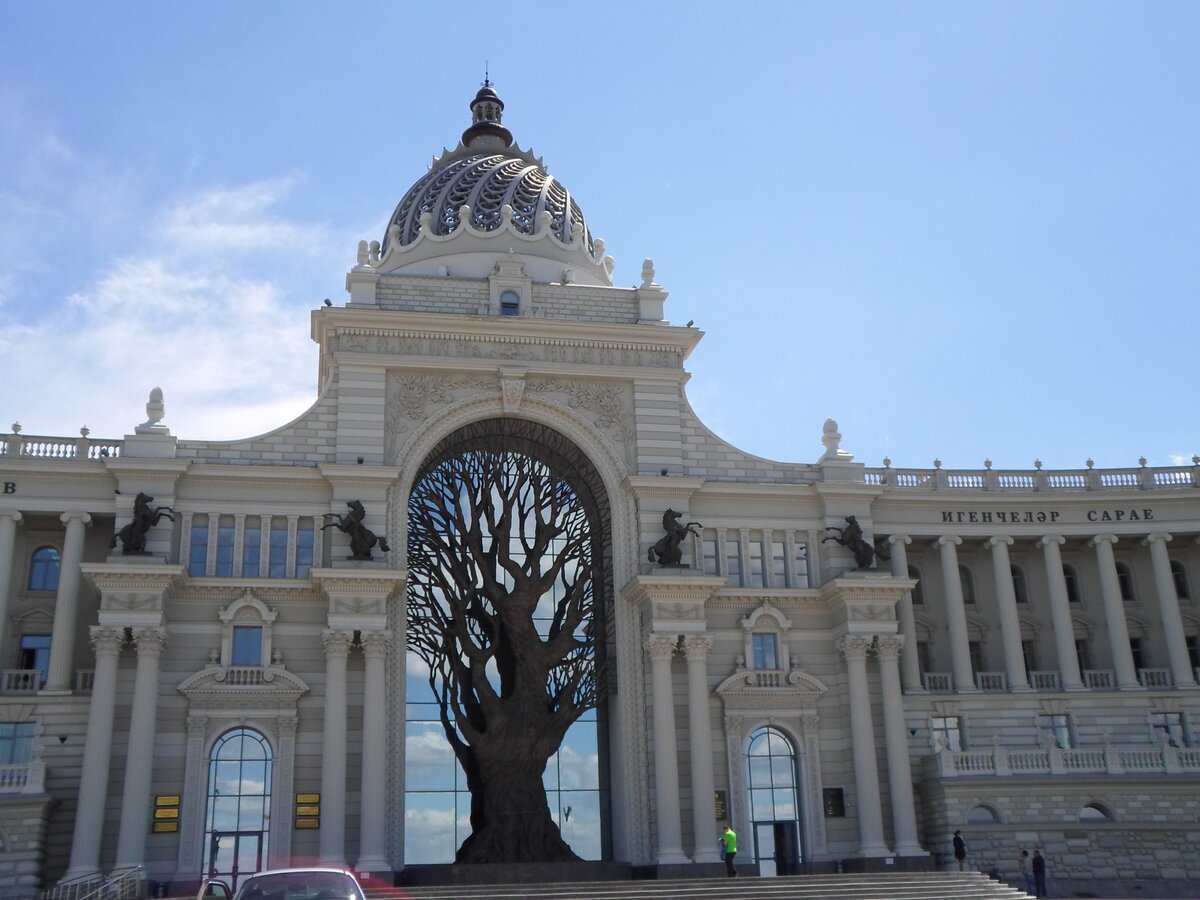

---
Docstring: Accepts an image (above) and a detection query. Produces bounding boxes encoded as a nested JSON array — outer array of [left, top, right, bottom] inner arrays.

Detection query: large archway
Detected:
[[403, 417, 613, 864]]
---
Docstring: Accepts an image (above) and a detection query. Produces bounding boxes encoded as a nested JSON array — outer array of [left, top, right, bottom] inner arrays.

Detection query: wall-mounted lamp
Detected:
[[909, 728, 918, 738], [58, 735, 68, 744]]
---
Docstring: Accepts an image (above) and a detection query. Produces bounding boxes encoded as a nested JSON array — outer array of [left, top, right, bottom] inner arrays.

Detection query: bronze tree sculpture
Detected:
[[406, 424, 607, 864]]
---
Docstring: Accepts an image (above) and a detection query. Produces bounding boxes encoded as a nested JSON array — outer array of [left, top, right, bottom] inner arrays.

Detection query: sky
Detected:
[[1, 2, 1197, 472]]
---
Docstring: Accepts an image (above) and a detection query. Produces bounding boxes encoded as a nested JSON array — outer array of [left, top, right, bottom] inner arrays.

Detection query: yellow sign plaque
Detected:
[[295, 818, 320, 829], [296, 793, 321, 804]]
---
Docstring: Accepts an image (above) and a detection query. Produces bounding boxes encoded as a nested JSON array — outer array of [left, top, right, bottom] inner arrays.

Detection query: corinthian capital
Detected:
[[836, 634, 874, 661], [645, 633, 679, 661], [681, 634, 713, 660], [874, 634, 905, 660]]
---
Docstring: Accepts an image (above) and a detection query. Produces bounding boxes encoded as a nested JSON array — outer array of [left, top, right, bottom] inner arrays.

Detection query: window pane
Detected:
[[242, 520, 262, 577], [29, 546, 61, 591], [268, 519, 288, 578], [215, 517, 235, 577], [752, 634, 777, 670], [189, 521, 209, 577], [232, 626, 262, 666], [295, 518, 315, 578]]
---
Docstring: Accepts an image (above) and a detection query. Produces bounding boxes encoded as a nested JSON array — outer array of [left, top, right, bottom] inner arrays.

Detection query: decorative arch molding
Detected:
[[384, 392, 650, 863], [1070, 615, 1095, 639], [965, 801, 1004, 824], [1126, 613, 1151, 640], [964, 615, 989, 642], [718, 666, 830, 859], [912, 615, 935, 643]]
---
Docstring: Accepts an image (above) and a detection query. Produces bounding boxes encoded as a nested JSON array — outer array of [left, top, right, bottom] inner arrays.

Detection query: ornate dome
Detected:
[[374, 84, 613, 286]]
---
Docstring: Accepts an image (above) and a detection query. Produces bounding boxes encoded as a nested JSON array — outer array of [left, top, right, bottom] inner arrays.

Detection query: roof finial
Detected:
[[463, 76, 512, 149], [483, 61, 491, 89]]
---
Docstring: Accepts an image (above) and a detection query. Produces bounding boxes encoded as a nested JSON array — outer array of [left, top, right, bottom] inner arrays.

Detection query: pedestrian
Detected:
[[1018, 849, 1036, 895], [1032, 849, 1047, 897], [721, 824, 738, 877], [953, 830, 967, 871]]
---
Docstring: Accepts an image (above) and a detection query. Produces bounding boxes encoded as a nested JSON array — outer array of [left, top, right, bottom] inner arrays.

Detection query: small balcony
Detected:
[[0, 761, 47, 795], [1138, 668, 1173, 688], [974, 671, 1007, 692]]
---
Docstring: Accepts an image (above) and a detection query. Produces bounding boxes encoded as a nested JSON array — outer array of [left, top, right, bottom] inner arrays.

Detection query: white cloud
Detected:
[[1, 177, 348, 440]]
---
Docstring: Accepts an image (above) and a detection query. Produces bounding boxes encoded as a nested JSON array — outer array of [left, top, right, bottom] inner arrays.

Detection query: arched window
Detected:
[[1063, 564, 1082, 604], [205, 728, 272, 889], [1171, 561, 1190, 601], [967, 804, 999, 824], [28, 546, 60, 592], [747, 726, 804, 876], [1010, 566, 1029, 604], [500, 289, 520, 316], [908, 566, 924, 605], [1116, 562, 1135, 602], [959, 565, 976, 604], [1079, 803, 1112, 822]]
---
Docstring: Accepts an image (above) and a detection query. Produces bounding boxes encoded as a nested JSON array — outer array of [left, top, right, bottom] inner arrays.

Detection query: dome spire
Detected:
[[462, 72, 513, 149]]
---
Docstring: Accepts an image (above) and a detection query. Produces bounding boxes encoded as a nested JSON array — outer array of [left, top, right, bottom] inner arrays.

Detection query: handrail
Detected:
[[40, 866, 143, 900]]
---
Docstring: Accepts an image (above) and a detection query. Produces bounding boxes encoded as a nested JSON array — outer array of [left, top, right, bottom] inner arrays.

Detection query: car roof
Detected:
[[242, 870, 357, 878]]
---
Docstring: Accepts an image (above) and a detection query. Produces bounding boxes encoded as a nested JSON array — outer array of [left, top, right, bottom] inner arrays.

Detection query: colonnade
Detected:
[[643, 628, 924, 864], [893, 531, 1198, 693]]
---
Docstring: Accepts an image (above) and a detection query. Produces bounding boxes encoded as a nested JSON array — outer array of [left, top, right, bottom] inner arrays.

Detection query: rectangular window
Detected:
[[701, 537, 719, 576], [0, 722, 38, 765], [268, 518, 289, 578], [930, 715, 962, 751], [1021, 640, 1037, 673], [747, 538, 764, 587], [1130, 638, 1145, 670], [19, 635, 52, 687], [242, 516, 262, 577], [770, 539, 786, 586], [1037, 713, 1072, 749], [725, 534, 742, 588], [231, 626, 263, 666], [968, 641, 984, 674], [188, 519, 210, 577], [752, 633, 778, 670], [793, 541, 809, 587], [214, 516, 235, 577], [916, 641, 931, 675], [1150, 712, 1186, 748], [1187, 635, 1199, 670], [296, 518, 315, 578], [1075, 639, 1091, 673]]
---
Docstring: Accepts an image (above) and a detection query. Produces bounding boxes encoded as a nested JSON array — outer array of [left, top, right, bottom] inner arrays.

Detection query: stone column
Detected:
[[987, 536, 1030, 691], [836, 635, 889, 857], [64, 626, 124, 879], [935, 536, 976, 691], [682, 635, 719, 863], [0, 511, 22, 653], [887, 536, 923, 692], [1040, 536, 1085, 690], [44, 511, 92, 693], [319, 630, 353, 864], [356, 631, 392, 873], [1144, 534, 1197, 688], [1089, 535, 1140, 689], [874, 636, 924, 855], [646, 633, 689, 864], [116, 627, 168, 868]]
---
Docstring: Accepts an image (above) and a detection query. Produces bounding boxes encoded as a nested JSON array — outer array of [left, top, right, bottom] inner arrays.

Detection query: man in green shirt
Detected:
[[721, 824, 738, 877]]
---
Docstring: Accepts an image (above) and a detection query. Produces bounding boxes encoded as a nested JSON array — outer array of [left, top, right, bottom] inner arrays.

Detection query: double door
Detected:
[[208, 831, 263, 890], [754, 820, 801, 877]]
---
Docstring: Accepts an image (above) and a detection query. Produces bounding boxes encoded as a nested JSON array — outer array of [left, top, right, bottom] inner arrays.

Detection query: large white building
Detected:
[[2, 85, 1199, 899]]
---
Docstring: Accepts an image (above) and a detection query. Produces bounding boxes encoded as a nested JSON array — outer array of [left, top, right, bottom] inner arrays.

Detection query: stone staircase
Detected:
[[360, 871, 1032, 900]]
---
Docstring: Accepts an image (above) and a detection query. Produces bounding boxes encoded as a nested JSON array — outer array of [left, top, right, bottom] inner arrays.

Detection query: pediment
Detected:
[[178, 665, 309, 707]]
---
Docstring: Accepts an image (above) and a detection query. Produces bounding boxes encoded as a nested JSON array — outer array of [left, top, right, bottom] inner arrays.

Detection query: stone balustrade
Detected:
[[928, 742, 1200, 778], [865, 461, 1200, 491], [0, 669, 40, 693], [0, 760, 47, 794], [0, 433, 122, 460]]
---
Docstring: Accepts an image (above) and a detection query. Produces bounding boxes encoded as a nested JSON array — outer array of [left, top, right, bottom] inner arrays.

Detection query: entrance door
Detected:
[[208, 831, 263, 890], [754, 820, 801, 877]]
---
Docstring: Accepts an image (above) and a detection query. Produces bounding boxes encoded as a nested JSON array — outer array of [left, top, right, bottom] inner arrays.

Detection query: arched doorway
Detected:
[[747, 726, 804, 876], [403, 418, 612, 864], [204, 728, 273, 889]]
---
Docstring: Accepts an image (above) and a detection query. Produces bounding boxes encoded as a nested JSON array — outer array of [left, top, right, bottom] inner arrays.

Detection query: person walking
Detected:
[[1032, 849, 1047, 897], [1018, 849, 1036, 895], [953, 830, 967, 871], [721, 824, 738, 877]]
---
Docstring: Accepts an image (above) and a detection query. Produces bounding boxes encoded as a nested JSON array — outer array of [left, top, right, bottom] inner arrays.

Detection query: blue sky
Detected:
[[1, 2, 1196, 471]]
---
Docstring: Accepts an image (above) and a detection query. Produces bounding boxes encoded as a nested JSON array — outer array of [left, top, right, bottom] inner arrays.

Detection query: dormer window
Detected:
[[500, 290, 520, 316]]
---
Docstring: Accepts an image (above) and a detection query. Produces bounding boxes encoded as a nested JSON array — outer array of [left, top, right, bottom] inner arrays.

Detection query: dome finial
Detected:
[[463, 76, 513, 149]]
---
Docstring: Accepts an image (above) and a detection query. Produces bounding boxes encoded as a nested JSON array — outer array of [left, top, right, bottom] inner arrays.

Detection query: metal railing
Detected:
[[38, 867, 143, 900]]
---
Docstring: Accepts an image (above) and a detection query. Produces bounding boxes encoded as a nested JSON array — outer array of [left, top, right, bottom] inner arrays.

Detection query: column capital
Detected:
[[836, 634, 874, 661], [0, 510, 22, 525], [681, 633, 713, 659], [186, 716, 208, 739], [89, 625, 125, 656], [1039, 535, 1065, 547], [131, 627, 168, 656], [645, 633, 679, 660], [887, 534, 911, 547], [935, 535, 962, 548], [986, 535, 1014, 548], [278, 716, 299, 738], [60, 510, 93, 527], [1089, 534, 1119, 548], [322, 629, 354, 659], [360, 630, 393, 658], [874, 634, 905, 660], [1143, 532, 1173, 546]]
